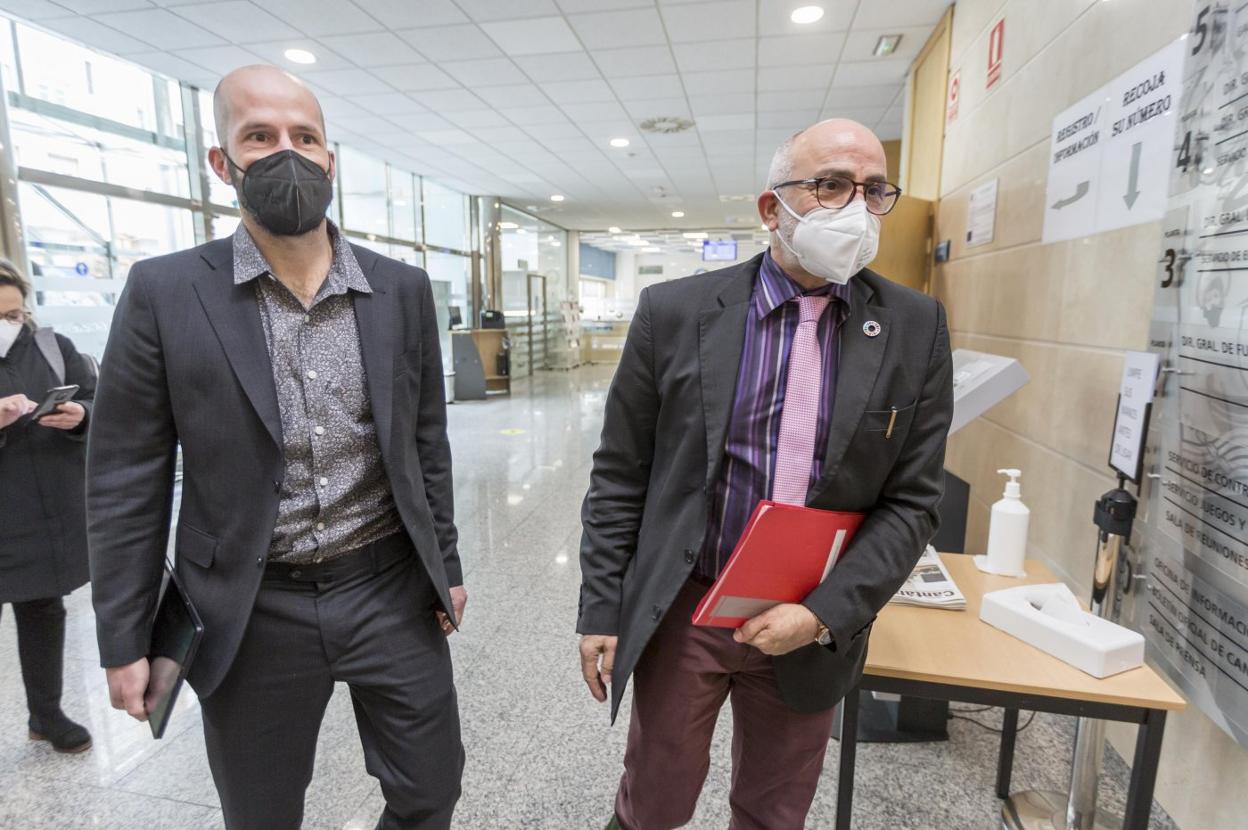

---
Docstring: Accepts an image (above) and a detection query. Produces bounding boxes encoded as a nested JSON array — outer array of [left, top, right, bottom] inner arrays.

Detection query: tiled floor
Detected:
[[1, 365, 1179, 829]]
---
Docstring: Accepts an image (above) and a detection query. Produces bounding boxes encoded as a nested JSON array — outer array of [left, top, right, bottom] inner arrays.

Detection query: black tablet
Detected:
[[146, 565, 204, 740]]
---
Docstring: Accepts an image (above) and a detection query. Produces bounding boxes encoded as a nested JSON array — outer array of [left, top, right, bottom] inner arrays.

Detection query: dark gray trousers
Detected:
[[0, 596, 68, 726], [199, 544, 463, 830]]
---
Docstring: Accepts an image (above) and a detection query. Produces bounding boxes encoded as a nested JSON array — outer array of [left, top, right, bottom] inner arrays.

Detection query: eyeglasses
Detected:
[[0, 309, 27, 324], [773, 175, 903, 215]]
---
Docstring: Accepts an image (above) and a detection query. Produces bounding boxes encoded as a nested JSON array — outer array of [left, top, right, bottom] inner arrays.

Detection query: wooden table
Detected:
[[836, 554, 1186, 829]]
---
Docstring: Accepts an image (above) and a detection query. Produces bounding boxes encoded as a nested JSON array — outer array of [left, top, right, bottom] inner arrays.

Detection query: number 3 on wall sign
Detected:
[[1160, 248, 1181, 289]]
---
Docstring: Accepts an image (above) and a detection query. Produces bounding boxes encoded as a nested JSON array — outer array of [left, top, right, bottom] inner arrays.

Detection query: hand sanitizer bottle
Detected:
[[975, 468, 1029, 577]]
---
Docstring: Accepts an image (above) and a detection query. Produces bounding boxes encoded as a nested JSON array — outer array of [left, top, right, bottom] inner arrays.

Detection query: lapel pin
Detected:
[[863, 320, 881, 338]]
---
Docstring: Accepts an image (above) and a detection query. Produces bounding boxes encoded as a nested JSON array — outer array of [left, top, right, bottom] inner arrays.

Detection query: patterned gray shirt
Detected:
[[233, 222, 401, 564]]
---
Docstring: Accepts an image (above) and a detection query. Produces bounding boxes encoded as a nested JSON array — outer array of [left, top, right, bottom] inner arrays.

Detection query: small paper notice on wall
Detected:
[[966, 178, 998, 248], [1108, 350, 1160, 482]]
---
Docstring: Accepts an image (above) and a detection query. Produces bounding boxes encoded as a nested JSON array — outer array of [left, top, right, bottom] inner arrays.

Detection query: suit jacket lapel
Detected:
[[352, 258, 393, 460], [811, 274, 892, 500], [192, 244, 283, 450], [698, 257, 759, 492]]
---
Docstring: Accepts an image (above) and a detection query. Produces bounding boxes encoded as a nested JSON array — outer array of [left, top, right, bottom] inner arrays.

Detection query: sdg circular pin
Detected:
[[863, 320, 882, 337]]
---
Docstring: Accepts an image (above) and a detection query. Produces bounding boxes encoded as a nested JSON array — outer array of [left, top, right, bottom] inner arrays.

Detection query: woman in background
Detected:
[[0, 258, 96, 753]]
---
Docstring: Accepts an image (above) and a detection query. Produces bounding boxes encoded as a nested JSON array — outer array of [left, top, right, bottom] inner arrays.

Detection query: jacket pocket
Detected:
[[176, 523, 218, 569], [862, 400, 917, 437]]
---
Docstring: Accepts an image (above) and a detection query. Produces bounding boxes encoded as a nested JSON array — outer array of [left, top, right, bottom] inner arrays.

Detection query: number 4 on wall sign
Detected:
[[987, 18, 1005, 90]]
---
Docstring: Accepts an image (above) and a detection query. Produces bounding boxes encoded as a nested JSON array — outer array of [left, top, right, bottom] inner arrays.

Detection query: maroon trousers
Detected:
[[615, 580, 838, 830]]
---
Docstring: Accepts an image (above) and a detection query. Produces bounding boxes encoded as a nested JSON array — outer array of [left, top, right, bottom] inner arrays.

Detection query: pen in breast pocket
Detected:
[[885, 406, 898, 440]]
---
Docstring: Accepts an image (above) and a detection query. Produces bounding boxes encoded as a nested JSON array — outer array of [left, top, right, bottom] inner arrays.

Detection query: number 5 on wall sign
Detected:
[[987, 18, 1005, 90]]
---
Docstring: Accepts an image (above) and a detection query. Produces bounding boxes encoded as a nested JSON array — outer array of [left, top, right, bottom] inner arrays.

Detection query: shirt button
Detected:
[[651, 605, 662, 621], [319, 477, 328, 487], [273, 480, 281, 493], [684, 549, 695, 564], [314, 426, 325, 436], [307, 370, 318, 380], [255, 556, 264, 568]]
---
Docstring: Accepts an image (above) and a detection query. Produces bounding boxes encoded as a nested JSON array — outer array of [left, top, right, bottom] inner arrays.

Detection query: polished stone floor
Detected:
[[1, 365, 1179, 829]]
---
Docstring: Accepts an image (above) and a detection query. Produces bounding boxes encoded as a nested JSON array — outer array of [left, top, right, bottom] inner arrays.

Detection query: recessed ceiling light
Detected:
[[683, 232, 708, 239], [642, 246, 661, 253], [499, 221, 519, 229], [671, 210, 685, 218], [609, 137, 630, 148], [608, 226, 622, 233], [873, 35, 902, 57], [790, 5, 824, 25], [284, 48, 317, 65], [550, 194, 565, 202]]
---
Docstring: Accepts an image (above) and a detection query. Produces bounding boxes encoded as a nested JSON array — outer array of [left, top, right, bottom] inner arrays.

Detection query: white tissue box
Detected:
[[979, 583, 1145, 678]]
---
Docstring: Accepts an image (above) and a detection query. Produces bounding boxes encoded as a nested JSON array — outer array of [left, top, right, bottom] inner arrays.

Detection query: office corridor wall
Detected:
[[931, 0, 1248, 826]]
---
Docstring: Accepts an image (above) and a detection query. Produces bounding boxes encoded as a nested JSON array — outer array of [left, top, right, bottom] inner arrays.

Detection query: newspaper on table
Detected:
[[889, 546, 966, 610]]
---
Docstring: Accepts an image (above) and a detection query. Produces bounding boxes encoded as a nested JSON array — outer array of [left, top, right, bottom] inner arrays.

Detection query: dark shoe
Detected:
[[29, 712, 92, 754]]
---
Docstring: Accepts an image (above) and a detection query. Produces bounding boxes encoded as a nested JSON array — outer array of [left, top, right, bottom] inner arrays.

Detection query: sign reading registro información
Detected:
[[1042, 39, 1185, 243], [1135, 2, 1248, 750]]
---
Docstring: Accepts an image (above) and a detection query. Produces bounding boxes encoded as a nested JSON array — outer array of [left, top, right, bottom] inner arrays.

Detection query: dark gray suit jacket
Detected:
[[87, 238, 459, 697], [578, 253, 953, 721]]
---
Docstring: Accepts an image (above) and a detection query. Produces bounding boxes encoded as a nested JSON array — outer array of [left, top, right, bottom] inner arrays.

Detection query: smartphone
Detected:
[[31, 385, 79, 421]]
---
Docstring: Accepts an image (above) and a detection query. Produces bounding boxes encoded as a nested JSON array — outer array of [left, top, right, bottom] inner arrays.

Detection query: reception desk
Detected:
[[451, 329, 510, 400]]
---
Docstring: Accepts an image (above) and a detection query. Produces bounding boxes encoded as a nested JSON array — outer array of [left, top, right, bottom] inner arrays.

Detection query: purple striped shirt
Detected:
[[696, 251, 851, 581]]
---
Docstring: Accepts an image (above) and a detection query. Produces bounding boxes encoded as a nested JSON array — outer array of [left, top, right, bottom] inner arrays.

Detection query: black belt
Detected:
[[263, 533, 413, 583]]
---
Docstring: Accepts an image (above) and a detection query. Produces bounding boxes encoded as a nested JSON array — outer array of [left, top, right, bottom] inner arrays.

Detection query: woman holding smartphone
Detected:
[[0, 258, 96, 753]]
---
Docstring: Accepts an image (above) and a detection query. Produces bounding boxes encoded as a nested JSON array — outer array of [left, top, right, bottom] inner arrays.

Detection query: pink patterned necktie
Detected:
[[772, 295, 831, 505]]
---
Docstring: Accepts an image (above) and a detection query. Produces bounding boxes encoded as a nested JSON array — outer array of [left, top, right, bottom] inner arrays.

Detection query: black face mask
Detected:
[[224, 149, 334, 236]]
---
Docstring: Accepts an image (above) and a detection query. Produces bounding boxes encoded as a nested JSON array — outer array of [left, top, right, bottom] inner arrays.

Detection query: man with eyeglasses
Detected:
[[578, 119, 954, 829]]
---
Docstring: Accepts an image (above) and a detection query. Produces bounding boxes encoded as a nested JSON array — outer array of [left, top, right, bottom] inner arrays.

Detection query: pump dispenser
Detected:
[[975, 468, 1030, 577]]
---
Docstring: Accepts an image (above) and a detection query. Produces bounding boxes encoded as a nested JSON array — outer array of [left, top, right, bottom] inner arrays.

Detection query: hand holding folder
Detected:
[[692, 501, 866, 628]]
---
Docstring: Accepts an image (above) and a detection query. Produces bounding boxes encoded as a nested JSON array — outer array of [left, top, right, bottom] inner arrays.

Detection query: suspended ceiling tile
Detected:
[[351, 0, 467, 28], [39, 14, 154, 54], [439, 57, 520, 86], [318, 31, 426, 67], [456, 0, 559, 22], [659, 0, 755, 43], [477, 16, 581, 56], [540, 78, 616, 104], [567, 7, 666, 49], [672, 38, 754, 72], [399, 24, 501, 61], [171, 2, 302, 44], [259, 0, 383, 37], [370, 63, 458, 91], [593, 44, 677, 77], [757, 64, 835, 92], [757, 33, 848, 67], [92, 8, 224, 48]]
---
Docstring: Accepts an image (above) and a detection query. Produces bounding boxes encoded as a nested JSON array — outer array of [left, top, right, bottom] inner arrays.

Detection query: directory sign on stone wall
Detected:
[[1136, 1, 1248, 749]]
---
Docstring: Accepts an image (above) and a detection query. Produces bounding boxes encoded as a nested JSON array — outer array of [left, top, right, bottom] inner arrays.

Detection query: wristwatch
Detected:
[[814, 622, 833, 647]]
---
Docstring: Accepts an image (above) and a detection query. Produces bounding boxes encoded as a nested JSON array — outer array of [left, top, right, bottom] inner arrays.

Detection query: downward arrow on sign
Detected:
[[1123, 141, 1142, 208]]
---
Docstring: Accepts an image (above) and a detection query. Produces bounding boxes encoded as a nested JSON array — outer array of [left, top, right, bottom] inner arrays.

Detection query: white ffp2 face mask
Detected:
[[0, 320, 21, 359], [773, 194, 881, 285]]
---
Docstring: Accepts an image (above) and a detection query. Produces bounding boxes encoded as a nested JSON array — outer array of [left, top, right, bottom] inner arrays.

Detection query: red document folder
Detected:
[[692, 501, 866, 628]]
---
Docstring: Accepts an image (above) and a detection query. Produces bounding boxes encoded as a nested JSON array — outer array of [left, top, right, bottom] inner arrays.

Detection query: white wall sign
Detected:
[[1042, 39, 1186, 243], [966, 178, 998, 247]]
